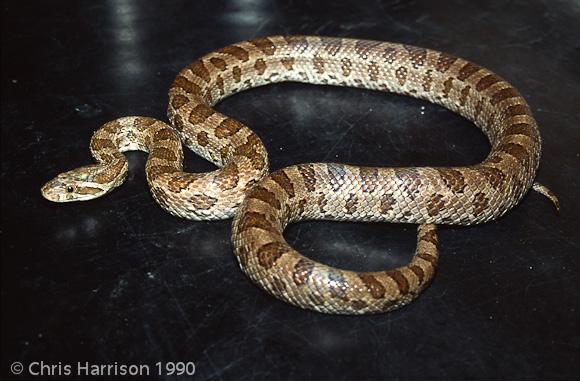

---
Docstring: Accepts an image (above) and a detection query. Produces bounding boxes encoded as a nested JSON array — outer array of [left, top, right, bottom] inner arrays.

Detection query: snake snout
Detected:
[[41, 178, 63, 202], [41, 176, 76, 202]]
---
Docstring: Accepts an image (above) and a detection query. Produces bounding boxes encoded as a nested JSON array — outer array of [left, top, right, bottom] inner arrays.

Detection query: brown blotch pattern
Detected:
[[165, 174, 196, 192], [209, 57, 227, 71], [354, 40, 382, 59], [257, 242, 289, 268], [94, 160, 126, 183], [403, 45, 427, 69], [217, 162, 240, 191], [214, 75, 225, 96], [504, 104, 530, 119], [317, 194, 328, 213], [476, 73, 502, 91], [153, 128, 176, 142], [254, 58, 267, 75], [358, 273, 386, 299], [395, 169, 422, 200], [102, 121, 120, 133], [250, 37, 277, 56], [368, 61, 380, 81], [351, 300, 369, 310], [443, 77, 454, 98], [293, 259, 315, 285], [409, 265, 425, 284], [320, 37, 343, 55], [457, 61, 482, 81], [417, 251, 437, 265], [460, 85, 471, 106], [490, 87, 519, 105], [498, 142, 528, 164], [249, 186, 281, 210], [95, 153, 120, 166], [437, 168, 466, 193], [284, 36, 309, 53], [486, 153, 504, 165], [171, 94, 189, 110], [220, 146, 230, 162], [217, 45, 249, 62], [233, 135, 265, 170], [297, 164, 317, 191], [395, 66, 408, 86], [91, 138, 116, 151], [381, 300, 398, 311], [422, 69, 434, 92], [188, 61, 210, 83], [215, 118, 244, 138], [296, 199, 307, 216], [138, 117, 156, 126], [151, 147, 178, 162], [312, 56, 326, 74], [505, 123, 535, 140], [420, 229, 438, 246], [383, 47, 397, 64], [341, 58, 353, 76], [281, 57, 295, 70], [270, 170, 295, 198], [172, 75, 201, 95], [472, 192, 489, 216], [238, 211, 278, 235], [479, 166, 505, 190], [385, 269, 410, 295], [188, 104, 215, 125], [232, 66, 242, 82], [380, 193, 395, 214], [427, 193, 446, 216], [148, 164, 179, 178], [474, 98, 484, 120], [359, 167, 379, 193], [345, 193, 358, 214], [196, 131, 209, 146], [436, 52, 458, 73]]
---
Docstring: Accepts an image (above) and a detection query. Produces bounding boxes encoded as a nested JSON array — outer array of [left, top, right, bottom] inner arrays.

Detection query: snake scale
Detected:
[[42, 36, 559, 314]]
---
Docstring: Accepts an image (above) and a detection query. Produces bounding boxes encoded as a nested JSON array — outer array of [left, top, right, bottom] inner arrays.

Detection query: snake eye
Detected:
[[66, 185, 74, 193]]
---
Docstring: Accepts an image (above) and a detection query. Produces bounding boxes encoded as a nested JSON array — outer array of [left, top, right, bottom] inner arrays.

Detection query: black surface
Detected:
[[2, 0, 579, 379]]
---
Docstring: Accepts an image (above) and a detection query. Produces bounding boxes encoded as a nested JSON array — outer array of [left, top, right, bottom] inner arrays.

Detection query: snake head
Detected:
[[41, 165, 113, 202]]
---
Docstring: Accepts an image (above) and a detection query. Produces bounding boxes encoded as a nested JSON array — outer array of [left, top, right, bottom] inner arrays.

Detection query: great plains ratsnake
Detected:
[[42, 36, 558, 314]]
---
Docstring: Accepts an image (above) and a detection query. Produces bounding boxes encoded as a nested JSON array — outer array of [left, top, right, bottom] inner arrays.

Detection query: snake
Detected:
[[41, 35, 559, 314]]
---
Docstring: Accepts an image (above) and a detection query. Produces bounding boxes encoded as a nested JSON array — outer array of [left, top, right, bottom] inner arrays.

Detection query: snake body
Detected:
[[42, 36, 558, 314]]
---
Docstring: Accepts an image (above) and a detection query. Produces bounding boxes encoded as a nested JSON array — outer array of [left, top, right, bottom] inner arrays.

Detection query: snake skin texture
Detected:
[[42, 36, 558, 315]]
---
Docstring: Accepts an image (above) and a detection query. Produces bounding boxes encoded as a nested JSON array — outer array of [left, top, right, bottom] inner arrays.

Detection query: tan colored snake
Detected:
[[42, 36, 559, 314]]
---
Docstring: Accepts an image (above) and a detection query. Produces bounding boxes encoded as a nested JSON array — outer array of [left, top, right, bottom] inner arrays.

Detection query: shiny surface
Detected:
[[2, 0, 579, 379]]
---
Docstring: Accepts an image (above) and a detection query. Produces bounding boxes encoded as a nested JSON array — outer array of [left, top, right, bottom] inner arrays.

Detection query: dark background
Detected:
[[2, 0, 579, 379]]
